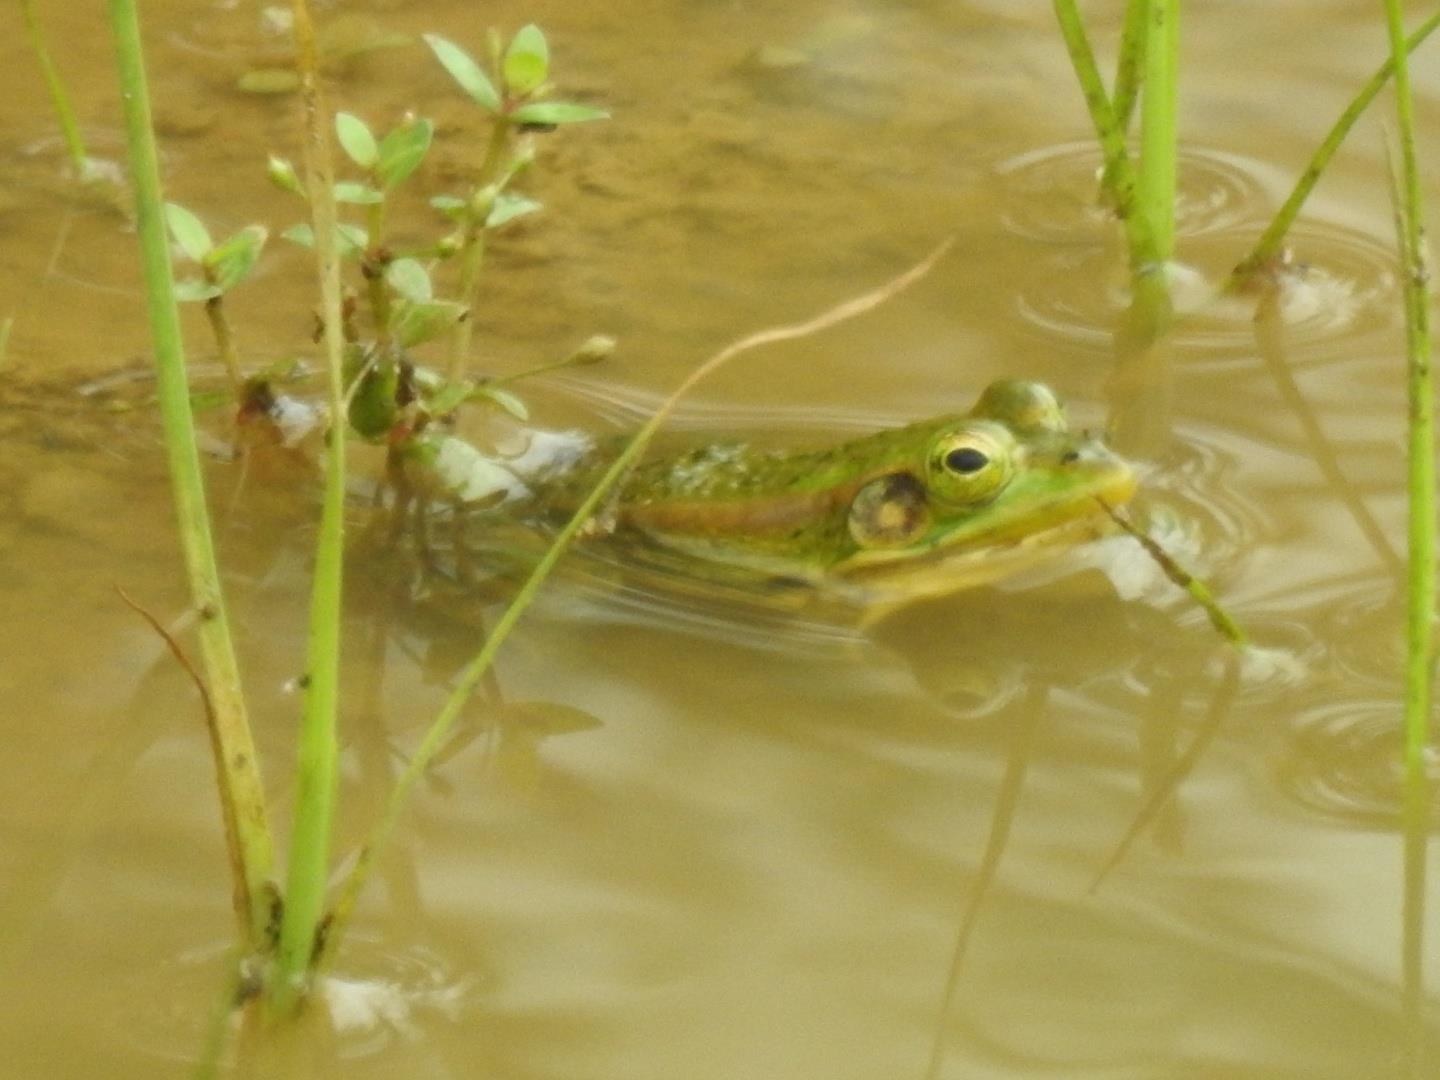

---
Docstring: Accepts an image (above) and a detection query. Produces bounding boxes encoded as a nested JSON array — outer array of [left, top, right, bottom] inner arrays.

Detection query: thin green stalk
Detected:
[[364, 198, 392, 346], [0, 316, 12, 370], [445, 119, 512, 383], [315, 240, 956, 968], [203, 297, 244, 395], [22, 0, 89, 178], [1381, 1, 1435, 778], [1230, 11, 1440, 286], [1100, 498, 1247, 648], [1112, 0, 1149, 136], [109, 0, 275, 949], [477, 334, 616, 392], [1050, 0, 1158, 270], [1136, 0, 1178, 264], [270, 0, 349, 1014]]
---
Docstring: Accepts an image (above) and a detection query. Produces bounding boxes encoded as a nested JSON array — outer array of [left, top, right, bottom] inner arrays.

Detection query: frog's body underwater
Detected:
[[490, 379, 1137, 613]]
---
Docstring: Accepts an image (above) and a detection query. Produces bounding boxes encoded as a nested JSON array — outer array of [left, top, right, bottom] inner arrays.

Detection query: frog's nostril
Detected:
[[1061, 449, 1081, 465]]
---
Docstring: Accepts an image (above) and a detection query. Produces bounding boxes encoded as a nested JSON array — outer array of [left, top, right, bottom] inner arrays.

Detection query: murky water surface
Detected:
[[2, 1, 1438, 1076]]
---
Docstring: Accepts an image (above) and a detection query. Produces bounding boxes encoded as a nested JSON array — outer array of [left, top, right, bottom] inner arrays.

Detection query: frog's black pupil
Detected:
[[945, 447, 989, 474]]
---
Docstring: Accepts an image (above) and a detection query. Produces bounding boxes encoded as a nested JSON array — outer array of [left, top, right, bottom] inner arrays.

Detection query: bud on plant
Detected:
[[571, 334, 616, 365], [267, 155, 304, 197], [469, 182, 500, 219]]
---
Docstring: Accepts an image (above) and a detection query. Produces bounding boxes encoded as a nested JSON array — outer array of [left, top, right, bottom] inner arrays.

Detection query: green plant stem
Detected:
[[445, 119, 512, 383], [0, 316, 12, 371], [1136, 0, 1178, 264], [270, 0, 348, 1015], [476, 335, 615, 392], [22, 0, 90, 178], [1111, 0, 1148, 133], [1381, 1, 1435, 778], [364, 198, 392, 346], [315, 240, 955, 969], [1099, 498, 1247, 648], [1230, 11, 1440, 286], [109, 0, 275, 950], [203, 297, 244, 394], [1050, 0, 1158, 270]]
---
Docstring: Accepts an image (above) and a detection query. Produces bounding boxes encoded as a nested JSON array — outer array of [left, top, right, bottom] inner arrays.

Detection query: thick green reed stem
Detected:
[[1136, 0, 1178, 264], [269, 0, 349, 1015], [109, 0, 276, 950]]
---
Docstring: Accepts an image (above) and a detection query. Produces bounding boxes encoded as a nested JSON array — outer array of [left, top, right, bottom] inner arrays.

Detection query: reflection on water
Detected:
[[0, 1, 1437, 1078]]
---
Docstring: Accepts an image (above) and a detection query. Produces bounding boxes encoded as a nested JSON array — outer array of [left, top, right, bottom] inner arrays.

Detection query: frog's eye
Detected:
[[927, 424, 1016, 505]]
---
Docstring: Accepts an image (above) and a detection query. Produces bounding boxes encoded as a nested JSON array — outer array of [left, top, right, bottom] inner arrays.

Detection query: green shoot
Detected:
[[108, 0, 276, 952], [1379, 3, 1435, 783], [269, 0, 350, 1016], [1230, 11, 1440, 286], [21, 0, 92, 180]]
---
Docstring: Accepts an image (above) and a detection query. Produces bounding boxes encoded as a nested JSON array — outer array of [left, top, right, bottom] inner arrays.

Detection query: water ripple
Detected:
[[1278, 697, 1440, 830], [995, 142, 1273, 243], [1012, 220, 1399, 355]]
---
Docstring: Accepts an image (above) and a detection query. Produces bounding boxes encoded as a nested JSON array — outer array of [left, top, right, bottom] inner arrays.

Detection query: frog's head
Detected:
[[840, 380, 1135, 574]]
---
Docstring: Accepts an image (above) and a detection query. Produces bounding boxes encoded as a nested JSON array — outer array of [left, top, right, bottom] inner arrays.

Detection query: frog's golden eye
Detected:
[[927, 424, 1016, 505]]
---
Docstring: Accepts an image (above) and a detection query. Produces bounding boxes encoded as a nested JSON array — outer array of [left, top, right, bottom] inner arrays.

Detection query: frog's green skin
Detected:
[[576, 380, 1136, 606]]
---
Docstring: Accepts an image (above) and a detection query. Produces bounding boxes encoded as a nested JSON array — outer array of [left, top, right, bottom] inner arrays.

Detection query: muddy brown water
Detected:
[[1, 2, 1437, 1077]]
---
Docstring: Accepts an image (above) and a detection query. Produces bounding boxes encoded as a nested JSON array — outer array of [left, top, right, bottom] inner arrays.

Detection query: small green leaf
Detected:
[[204, 225, 268, 293], [503, 24, 549, 96], [165, 202, 213, 261], [475, 384, 529, 421], [283, 222, 369, 259], [335, 112, 379, 168], [333, 181, 384, 205], [173, 278, 222, 302], [267, 155, 305, 197], [429, 194, 467, 219], [391, 298, 467, 347], [337, 223, 369, 258], [385, 257, 432, 302], [510, 101, 609, 126], [424, 33, 501, 111], [375, 117, 433, 188], [423, 378, 474, 418], [486, 192, 542, 228]]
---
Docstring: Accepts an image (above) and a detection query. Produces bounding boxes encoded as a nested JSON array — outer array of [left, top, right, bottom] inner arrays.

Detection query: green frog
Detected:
[[546, 379, 1136, 610]]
